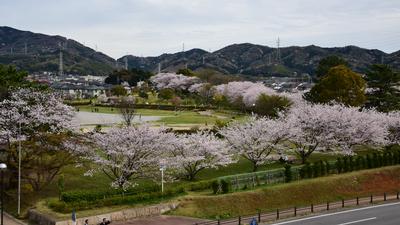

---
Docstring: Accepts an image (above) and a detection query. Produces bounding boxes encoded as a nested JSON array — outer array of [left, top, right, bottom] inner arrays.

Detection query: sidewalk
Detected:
[[4, 212, 27, 225]]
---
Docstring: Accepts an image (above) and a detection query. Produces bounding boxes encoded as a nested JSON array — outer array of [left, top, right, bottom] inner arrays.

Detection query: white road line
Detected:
[[271, 201, 400, 225], [337, 217, 377, 225]]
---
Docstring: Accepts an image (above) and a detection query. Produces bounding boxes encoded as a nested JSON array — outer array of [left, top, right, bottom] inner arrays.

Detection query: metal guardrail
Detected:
[[193, 192, 400, 225]]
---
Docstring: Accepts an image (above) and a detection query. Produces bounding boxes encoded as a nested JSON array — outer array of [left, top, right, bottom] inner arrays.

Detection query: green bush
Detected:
[[187, 180, 214, 191], [349, 156, 354, 172], [325, 160, 331, 174], [336, 158, 343, 173], [343, 157, 349, 172], [284, 164, 292, 183], [312, 162, 320, 178], [319, 160, 326, 176], [221, 180, 230, 194], [50, 187, 185, 213], [299, 165, 306, 179], [355, 156, 362, 170], [61, 183, 161, 203], [366, 154, 373, 169], [138, 91, 148, 99], [305, 163, 313, 178], [211, 180, 219, 194]]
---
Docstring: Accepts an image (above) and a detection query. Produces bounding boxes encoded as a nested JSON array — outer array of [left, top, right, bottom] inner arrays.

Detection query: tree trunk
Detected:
[[301, 154, 308, 164], [252, 163, 258, 172]]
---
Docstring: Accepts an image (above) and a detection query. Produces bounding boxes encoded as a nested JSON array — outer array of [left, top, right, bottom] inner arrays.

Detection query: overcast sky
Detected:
[[2, 0, 400, 58]]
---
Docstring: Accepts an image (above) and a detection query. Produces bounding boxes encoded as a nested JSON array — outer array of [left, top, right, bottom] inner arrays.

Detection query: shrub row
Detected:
[[185, 180, 215, 191], [61, 183, 161, 203], [211, 180, 231, 194], [50, 187, 185, 213], [297, 150, 400, 180]]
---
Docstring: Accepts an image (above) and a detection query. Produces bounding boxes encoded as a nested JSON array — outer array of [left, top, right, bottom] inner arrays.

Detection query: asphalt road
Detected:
[[271, 202, 400, 225]]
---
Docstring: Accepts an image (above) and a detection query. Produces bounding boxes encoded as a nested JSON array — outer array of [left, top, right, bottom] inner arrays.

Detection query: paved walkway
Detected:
[[4, 213, 26, 225], [112, 215, 209, 225], [74, 111, 161, 125]]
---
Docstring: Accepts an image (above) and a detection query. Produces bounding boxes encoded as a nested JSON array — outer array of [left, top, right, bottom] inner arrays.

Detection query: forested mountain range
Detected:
[[1, 26, 399, 77]]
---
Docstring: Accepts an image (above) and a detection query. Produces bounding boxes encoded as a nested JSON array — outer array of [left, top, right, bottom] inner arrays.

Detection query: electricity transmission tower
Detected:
[[59, 42, 64, 76], [276, 37, 281, 64]]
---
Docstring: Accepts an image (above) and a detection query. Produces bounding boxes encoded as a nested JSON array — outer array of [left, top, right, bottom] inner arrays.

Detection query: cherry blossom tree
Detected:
[[387, 111, 400, 145], [117, 96, 136, 126], [0, 88, 76, 190], [76, 125, 173, 190], [220, 117, 289, 171], [167, 131, 233, 180], [150, 73, 200, 91], [213, 81, 276, 107], [329, 106, 389, 154], [285, 103, 389, 163], [0, 88, 75, 146]]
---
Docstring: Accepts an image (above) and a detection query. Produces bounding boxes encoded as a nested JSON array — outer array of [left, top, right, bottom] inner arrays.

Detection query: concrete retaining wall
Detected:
[[29, 202, 179, 225]]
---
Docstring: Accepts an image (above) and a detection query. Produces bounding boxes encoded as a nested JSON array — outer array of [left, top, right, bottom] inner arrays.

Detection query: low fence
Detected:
[[193, 192, 400, 225], [219, 162, 338, 191]]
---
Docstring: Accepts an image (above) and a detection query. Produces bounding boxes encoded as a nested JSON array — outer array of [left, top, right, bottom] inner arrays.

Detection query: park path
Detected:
[[4, 213, 27, 225], [112, 215, 209, 225], [74, 111, 161, 125]]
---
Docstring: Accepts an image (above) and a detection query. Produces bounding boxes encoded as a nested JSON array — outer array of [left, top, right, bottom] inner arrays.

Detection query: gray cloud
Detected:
[[1, 0, 399, 58]]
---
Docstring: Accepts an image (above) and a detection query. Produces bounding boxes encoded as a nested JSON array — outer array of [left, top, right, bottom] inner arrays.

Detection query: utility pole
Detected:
[[158, 62, 161, 74], [202, 56, 205, 65]]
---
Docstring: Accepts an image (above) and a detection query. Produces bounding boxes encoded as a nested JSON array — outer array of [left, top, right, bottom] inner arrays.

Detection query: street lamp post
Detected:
[[18, 122, 21, 215], [159, 164, 166, 193], [0, 163, 7, 225]]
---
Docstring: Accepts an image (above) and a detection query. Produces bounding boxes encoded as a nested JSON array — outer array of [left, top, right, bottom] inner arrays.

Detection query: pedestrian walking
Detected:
[[250, 217, 258, 225], [99, 218, 111, 225]]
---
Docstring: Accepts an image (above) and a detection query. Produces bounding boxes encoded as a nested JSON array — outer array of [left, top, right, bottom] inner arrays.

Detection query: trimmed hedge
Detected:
[[50, 187, 185, 213], [61, 183, 161, 203]]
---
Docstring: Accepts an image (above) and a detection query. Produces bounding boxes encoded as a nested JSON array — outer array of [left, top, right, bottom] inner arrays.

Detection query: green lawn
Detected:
[[76, 105, 244, 126]]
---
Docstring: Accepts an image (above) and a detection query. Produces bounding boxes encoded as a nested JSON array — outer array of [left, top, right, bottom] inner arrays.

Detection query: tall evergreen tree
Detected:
[[364, 64, 400, 112], [304, 65, 366, 106], [315, 55, 348, 79]]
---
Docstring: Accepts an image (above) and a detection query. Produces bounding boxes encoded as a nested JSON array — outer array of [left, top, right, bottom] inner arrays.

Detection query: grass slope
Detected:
[[170, 166, 400, 219]]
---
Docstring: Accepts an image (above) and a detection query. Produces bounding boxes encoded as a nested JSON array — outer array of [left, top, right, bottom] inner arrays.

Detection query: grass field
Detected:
[[76, 105, 244, 127], [170, 166, 400, 219]]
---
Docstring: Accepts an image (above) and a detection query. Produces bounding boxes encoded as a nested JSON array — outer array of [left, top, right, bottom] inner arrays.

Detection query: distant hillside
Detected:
[[1, 26, 398, 77], [119, 43, 400, 77], [0, 26, 116, 75]]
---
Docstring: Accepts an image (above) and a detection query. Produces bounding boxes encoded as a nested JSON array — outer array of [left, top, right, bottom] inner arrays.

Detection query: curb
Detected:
[[4, 212, 28, 225]]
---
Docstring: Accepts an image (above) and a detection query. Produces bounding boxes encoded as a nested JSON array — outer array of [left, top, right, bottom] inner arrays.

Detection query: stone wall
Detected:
[[29, 202, 179, 225]]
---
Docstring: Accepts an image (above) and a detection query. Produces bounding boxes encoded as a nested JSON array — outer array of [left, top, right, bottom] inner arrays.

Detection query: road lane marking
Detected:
[[337, 217, 377, 225], [272, 201, 400, 225]]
